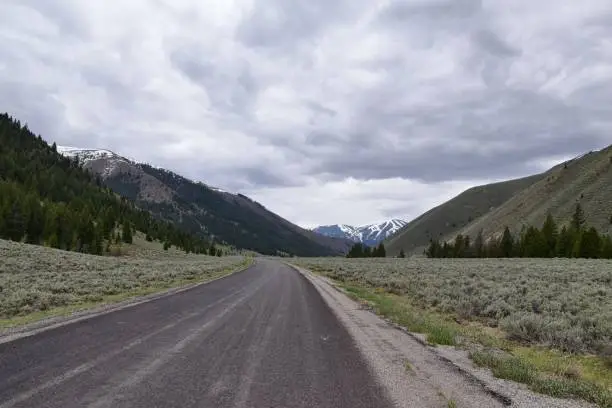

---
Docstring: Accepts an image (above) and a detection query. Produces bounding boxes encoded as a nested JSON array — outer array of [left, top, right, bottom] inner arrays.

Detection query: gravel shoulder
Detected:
[[291, 264, 596, 408]]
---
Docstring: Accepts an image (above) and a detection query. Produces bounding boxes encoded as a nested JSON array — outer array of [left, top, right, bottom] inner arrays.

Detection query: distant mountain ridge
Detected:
[[314, 219, 407, 246], [58, 146, 351, 256]]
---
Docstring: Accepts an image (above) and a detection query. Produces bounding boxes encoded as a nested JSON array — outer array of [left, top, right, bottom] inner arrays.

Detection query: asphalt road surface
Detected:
[[0, 259, 394, 408]]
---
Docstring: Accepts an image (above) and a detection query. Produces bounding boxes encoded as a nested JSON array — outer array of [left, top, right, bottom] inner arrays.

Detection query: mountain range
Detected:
[[56, 143, 612, 258], [57, 147, 351, 257], [313, 219, 407, 246], [386, 146, 612, 256]]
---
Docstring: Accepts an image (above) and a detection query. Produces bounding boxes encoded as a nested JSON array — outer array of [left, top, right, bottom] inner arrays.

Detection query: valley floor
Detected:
[[2, 239, 609, 407], [292, 257, 612, 407]]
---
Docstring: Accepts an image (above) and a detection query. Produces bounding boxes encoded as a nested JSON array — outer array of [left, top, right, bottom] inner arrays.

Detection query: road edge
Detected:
[[285, 262, 514, 407], [0, 258, 255, 345]]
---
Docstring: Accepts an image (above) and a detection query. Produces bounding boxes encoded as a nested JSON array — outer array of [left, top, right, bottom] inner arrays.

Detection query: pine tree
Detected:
[[521, 226, 547, 257], [92, 226, 104, 255], [474, 230, 484, 258], [122, 222, 133, 244], [47, 233, 59, 249], [442, 241, 452, 258], [571, 230, 581, 258], [347, 243, 362, 258], [5, 202, 25, 242], [463, 235, 472, 257], [453, 234, 465, 258], [577, 227, 601, 258], [501, 227, 514, 257], [209, 243, 217, 256], [571, 203, 585, 231], [541, 213, 558, 257], [25, 195, 44, 245], [374, 243, 386, 258], [425, 239, 442, 258], [555, 226, 573, 258], [601, 235, 612, 259]]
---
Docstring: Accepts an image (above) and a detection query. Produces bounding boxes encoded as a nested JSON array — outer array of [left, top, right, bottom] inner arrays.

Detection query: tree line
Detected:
[[346, 242, 387, 258], [425, 203, 612, 259], [0, 113, 215, 255]]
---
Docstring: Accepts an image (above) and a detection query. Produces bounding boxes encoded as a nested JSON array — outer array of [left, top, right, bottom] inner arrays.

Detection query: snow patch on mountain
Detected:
[[57, 146, 134, 178], [57, 146, 233, 195], [313, 219, 407, 246]]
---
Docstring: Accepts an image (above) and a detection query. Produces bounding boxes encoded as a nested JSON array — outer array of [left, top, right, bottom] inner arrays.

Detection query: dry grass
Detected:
[[0, 239, 250, 325]]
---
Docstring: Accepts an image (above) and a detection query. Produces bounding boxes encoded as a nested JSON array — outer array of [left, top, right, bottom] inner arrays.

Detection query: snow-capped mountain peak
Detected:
[[57, 146, 119, 160], [57, 146, 234, 195], [313, 219, 407, 246], [57, 146, 136, 178]]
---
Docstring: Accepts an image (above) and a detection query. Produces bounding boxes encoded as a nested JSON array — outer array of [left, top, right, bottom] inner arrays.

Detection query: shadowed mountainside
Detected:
[[61, 148, 350, 256]]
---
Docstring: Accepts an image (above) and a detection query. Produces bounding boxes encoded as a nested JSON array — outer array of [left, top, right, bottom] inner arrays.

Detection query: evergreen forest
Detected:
[[425, 203, 612, 259], [0, 113, 212, 255]]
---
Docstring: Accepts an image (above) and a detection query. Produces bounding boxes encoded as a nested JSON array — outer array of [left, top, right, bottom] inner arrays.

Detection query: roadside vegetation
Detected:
[[0, 239, 251, 328], [294, 257, 612, 407]]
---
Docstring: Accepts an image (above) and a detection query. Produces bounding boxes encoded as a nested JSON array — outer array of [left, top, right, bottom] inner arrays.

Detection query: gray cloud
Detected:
[[1, 0, 612, 226]]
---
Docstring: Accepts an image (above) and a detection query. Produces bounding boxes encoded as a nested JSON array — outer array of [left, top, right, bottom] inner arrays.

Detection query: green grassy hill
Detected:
[[454, 145, 612, 243], [386, 174, 543, 256]]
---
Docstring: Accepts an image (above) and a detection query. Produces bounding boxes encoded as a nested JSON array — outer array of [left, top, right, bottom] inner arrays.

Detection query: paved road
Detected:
[[0, 260, 393, 408]]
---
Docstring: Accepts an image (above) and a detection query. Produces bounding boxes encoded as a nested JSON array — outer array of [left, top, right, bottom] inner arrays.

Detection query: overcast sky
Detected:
[[2, 1, 611, 228]]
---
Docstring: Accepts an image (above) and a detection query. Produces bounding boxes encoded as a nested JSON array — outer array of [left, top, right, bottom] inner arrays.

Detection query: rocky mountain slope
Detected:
[[314, 219, 407, 246], [58, 147, 350, 256]]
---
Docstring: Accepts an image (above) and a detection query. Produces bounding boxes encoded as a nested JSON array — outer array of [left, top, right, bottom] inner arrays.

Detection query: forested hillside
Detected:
[[0, 113, 210, 254]]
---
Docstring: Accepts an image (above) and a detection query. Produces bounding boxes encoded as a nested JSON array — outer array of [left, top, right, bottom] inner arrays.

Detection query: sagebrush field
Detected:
[[0, 239, 249, 322], [296, 257, 612, 355]]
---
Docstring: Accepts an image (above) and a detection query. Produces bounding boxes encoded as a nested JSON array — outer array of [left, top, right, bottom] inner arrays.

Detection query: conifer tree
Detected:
[[122, 222, 133, 244], [571, 203, 585, 231], [601, 235, 612, 259], [374, 243, 386, 258], [521, 226, 547, 257], [541, 213, 558, 257], [577, 227, 601, 258], [453, 234, 465, 258], [555, 226, 573, 258], [474, 230, 484, 258], [501, 227, 514, 257]]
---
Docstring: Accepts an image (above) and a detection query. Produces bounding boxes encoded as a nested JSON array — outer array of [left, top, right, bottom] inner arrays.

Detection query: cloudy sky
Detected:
[[2, 0, 611, 228]]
